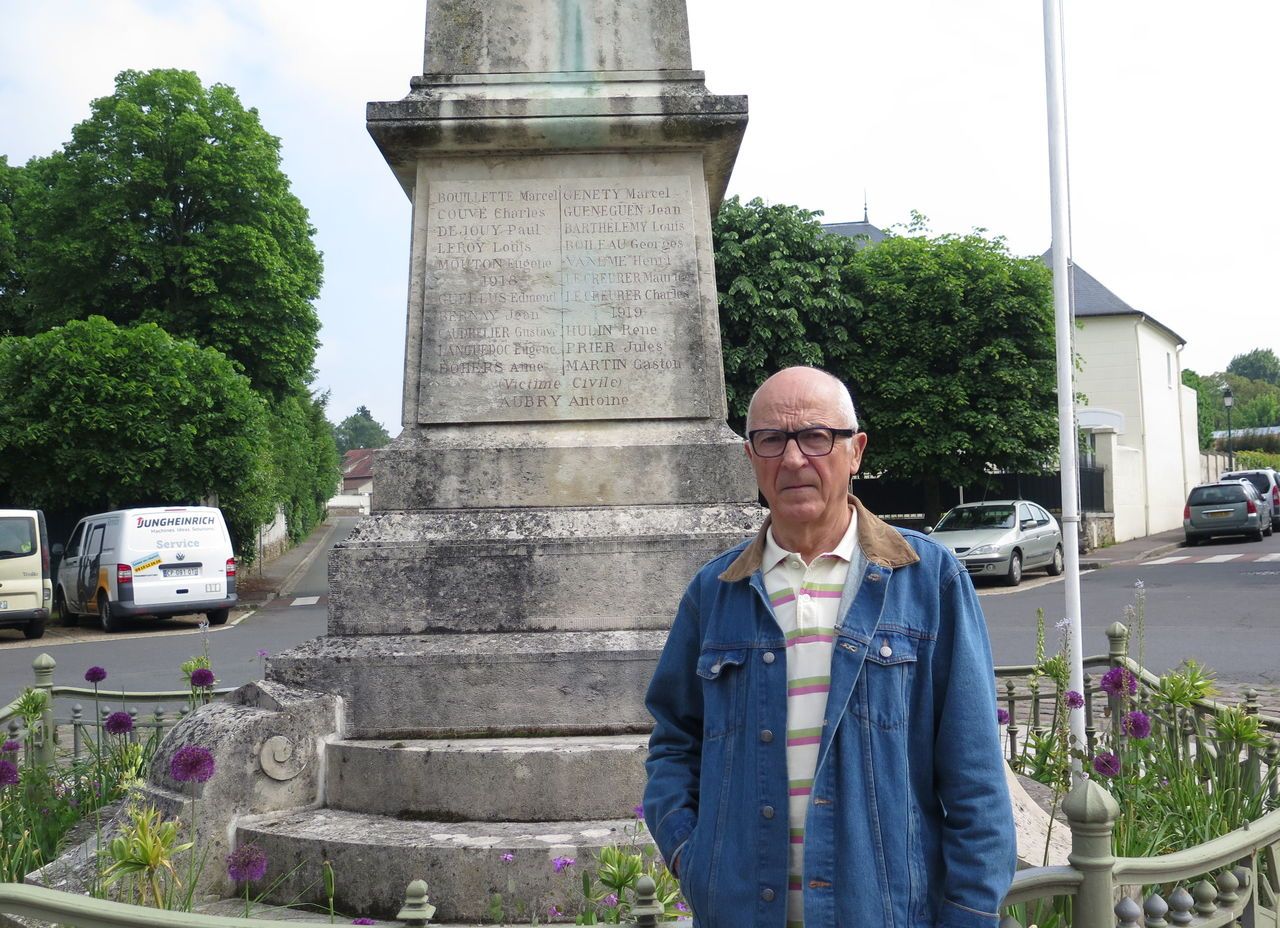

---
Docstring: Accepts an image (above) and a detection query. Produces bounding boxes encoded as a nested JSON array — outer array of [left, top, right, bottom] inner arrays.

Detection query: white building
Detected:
[[1062, 259, 1201, 542]]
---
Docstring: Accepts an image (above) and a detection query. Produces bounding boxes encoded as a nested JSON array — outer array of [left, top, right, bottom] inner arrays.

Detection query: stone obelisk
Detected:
[[147, 2, 753, 921]]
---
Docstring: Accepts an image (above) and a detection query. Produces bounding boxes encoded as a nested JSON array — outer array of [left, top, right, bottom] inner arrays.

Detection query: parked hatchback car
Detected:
[[1184, 481, 1267, 545], [929, 499, 1064, 586], [1221, 469, 1280, 532], [0, 508, 52, 639]]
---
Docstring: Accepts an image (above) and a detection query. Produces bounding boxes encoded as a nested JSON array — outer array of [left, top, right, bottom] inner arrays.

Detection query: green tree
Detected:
[[332, 405, 393, 455], [713, 199, 1059, 522], [1227, 348, 1280, 386], [270, 390, 342, 541], [0, 156, 23, 334], [0, 316, 275, 559], [1181, 369, 1221, 450], [11, 69, 322, 398], [713, 197, 863, 427]]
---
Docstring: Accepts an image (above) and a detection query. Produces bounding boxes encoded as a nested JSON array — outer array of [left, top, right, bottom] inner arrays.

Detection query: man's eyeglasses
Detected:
[[747, 427, 856, 458]]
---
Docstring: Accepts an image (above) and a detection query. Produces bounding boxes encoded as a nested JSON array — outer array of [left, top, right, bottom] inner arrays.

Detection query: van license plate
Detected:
[[0, 600, 7, 610], [164, 567, 199, 577]]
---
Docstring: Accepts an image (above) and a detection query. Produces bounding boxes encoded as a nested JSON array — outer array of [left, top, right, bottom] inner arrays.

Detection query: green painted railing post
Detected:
[[629, 875, 663, 927], [1062, 778, 1120, 928], [32, 652, 56, 768], [1106, 622, 1129, 745]]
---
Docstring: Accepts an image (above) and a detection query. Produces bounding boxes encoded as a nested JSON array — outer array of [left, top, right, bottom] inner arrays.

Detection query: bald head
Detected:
[[745, 367, 858, 433]]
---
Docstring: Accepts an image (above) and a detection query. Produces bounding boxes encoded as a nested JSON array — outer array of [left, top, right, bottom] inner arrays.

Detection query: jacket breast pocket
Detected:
[[697, 647, 748, 741], [853, 629, 920, 731]]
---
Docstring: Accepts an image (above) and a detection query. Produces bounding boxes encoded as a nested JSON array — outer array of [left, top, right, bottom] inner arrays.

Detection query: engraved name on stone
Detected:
[[418, 176, 706, 423]]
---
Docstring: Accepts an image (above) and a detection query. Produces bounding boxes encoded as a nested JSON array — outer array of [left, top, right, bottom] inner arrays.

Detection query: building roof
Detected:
[[342, 448, 375, 481], [821, 219, 886, 248], [1041, 250, 1186, 345]]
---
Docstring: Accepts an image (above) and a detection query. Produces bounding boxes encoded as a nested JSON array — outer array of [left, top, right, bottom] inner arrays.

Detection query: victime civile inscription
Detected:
[[417, 176, 707, 423]]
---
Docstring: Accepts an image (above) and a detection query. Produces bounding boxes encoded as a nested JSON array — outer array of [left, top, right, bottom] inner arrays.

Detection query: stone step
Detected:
[[327, 734, 648, 821], [238, 808, 650, 924], [268, 630, 666, 739], [324, 502, 760, 635]]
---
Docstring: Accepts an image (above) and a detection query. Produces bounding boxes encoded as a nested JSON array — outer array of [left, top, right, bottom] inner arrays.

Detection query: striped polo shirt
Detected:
[[762, 509, 858, 928]]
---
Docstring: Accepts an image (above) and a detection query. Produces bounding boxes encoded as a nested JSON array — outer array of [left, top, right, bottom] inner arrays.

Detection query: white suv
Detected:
[[1222, 469, 1280, 533]]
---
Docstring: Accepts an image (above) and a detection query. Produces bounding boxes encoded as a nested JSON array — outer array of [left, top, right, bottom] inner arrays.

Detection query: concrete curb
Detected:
[[276, 519, 339, 600]]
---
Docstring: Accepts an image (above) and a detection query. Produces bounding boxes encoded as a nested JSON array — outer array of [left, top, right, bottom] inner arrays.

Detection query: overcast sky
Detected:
[[2, 1, 1275, 433]]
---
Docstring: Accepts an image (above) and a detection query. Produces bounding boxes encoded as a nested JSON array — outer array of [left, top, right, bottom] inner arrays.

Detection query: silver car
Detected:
[[1184, 481, 1267, 545], [929, 500, 1064, 586]]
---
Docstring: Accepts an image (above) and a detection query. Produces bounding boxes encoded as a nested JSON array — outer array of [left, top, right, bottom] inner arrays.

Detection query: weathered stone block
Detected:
[[238, 809, 649, 923], [327, 734, 648, 822], [326, 503, 759, 635], [268, 630, 666, 739]]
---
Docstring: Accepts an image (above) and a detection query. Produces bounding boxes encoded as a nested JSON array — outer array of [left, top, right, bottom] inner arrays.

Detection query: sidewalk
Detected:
[[234, 519, 342, 607], [1078, 527, 1184, 570]]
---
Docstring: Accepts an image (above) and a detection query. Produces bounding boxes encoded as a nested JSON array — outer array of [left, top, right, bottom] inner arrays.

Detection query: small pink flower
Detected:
[[552, 855, 575, 873]]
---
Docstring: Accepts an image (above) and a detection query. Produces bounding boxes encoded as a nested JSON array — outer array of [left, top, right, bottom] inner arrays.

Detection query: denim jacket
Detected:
[[644, 496, 1016, 928]]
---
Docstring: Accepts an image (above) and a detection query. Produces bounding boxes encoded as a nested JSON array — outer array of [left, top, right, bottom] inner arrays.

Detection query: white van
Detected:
[[55, 506, 237, 633], [0, 508, 52, 639]]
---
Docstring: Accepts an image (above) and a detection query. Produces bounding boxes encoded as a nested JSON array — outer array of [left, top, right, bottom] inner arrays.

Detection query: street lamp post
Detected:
[[1223, 385, 1235, 471]]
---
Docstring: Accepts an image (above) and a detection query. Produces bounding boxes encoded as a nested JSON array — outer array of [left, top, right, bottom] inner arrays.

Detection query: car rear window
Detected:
[[1188, 485, 1246, 505], [0, 516, 36, 559], [1223, 473, 1270, 495]]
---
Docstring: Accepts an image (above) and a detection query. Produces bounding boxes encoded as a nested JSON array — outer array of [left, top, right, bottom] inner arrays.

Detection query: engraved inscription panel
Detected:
[[418, 176, 706, 423]]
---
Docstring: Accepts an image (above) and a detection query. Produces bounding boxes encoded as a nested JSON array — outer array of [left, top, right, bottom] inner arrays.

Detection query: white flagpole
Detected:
[[1041, 0, 1086, 769]]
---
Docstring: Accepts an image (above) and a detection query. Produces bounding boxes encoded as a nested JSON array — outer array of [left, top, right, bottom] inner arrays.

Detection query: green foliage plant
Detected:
[[333, 405, 392, 455], [100, 804, 193, 908], [1228, 348, 1280, 386], [0, 315, 276, 561], [9, 68, 322, 399], [1234, 449, 1280, 471]]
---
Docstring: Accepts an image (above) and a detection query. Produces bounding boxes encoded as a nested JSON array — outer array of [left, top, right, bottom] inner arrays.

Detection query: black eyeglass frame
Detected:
[[746, 427, 858, 458]]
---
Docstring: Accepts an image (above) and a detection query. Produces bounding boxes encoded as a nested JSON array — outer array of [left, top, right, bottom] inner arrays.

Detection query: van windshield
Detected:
[[0, 516, 36, 559], [1223, 473, 1270, 496]]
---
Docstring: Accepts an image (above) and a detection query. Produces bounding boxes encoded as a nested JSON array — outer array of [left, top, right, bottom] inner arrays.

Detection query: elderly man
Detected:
[[643, 366, 1015, 928]]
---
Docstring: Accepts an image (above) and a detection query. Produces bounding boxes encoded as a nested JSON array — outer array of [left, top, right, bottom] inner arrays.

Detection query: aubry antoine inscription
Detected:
[[417, 176, 706, 423]]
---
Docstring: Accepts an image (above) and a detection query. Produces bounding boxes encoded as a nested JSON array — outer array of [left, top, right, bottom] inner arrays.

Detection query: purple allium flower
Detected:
[[84, 666, 107, 684], [257, 649, 269, 658], [1065, 690, 1085, 710], [352, 919, 376, 926], [1099, 667, 1138, 698], [104, 711, 133, 736], [500, 852, 514, 862], [676, 901, 690, 912], [190, 668, 216, 688], [604, 893, 618, 907], [1092, 752, 1122, 778], [548, 905, 563, 918], [552, 855, 575, 873], [0, 759, 18, 788], [170, 744, 216, 783], [1123, 710, 1152, 740], [997, 708, 1010, 725], [634, 804, 645, 820], [226, 843, 269, 883], [1, 739, 19, 753]]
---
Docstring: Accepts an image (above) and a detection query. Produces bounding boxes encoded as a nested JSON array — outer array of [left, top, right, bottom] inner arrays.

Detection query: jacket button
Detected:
[[761, 888, 776, 902], [879, 645, 893, 658], [761, 805, 775, 819], [762, 651, 776, 664], [760, 729, 774, 743]]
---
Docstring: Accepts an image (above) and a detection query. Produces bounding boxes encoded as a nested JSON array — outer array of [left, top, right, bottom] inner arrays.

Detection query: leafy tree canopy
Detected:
[[0, 316, 275, 554], [1227, 348, 1280, 386], [714, 198, 1058, 518], [333, 405, 392, 455], [0, 156, 22, 333], [10, 69, 322, 398], [271, 391, 342, 542]]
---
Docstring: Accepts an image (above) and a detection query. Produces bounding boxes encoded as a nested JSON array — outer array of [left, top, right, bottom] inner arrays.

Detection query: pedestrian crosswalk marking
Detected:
[[1259, 553, 1280, 562], [1146, 556, 1190, 565], [1141, 552, 1278, 567], [1199, 554, 1241, 564], [291, 596, 320, 606]]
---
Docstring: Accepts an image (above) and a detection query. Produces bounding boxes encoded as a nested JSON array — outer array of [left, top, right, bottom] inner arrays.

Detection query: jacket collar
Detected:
[[718, 494, 919, 582]]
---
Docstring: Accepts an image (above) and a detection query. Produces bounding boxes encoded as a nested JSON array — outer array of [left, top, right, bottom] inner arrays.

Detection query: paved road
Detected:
[[977, 530, 1280, 685], [0, 519, 358, 705]]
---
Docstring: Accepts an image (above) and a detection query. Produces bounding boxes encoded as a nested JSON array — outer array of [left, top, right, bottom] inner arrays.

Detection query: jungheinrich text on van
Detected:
[[0, 508, 52, 639], [54, 506, 237, 633]]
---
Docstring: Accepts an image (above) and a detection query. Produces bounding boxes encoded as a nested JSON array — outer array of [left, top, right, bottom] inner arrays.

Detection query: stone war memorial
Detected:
[[141, 0, 756, 921]]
